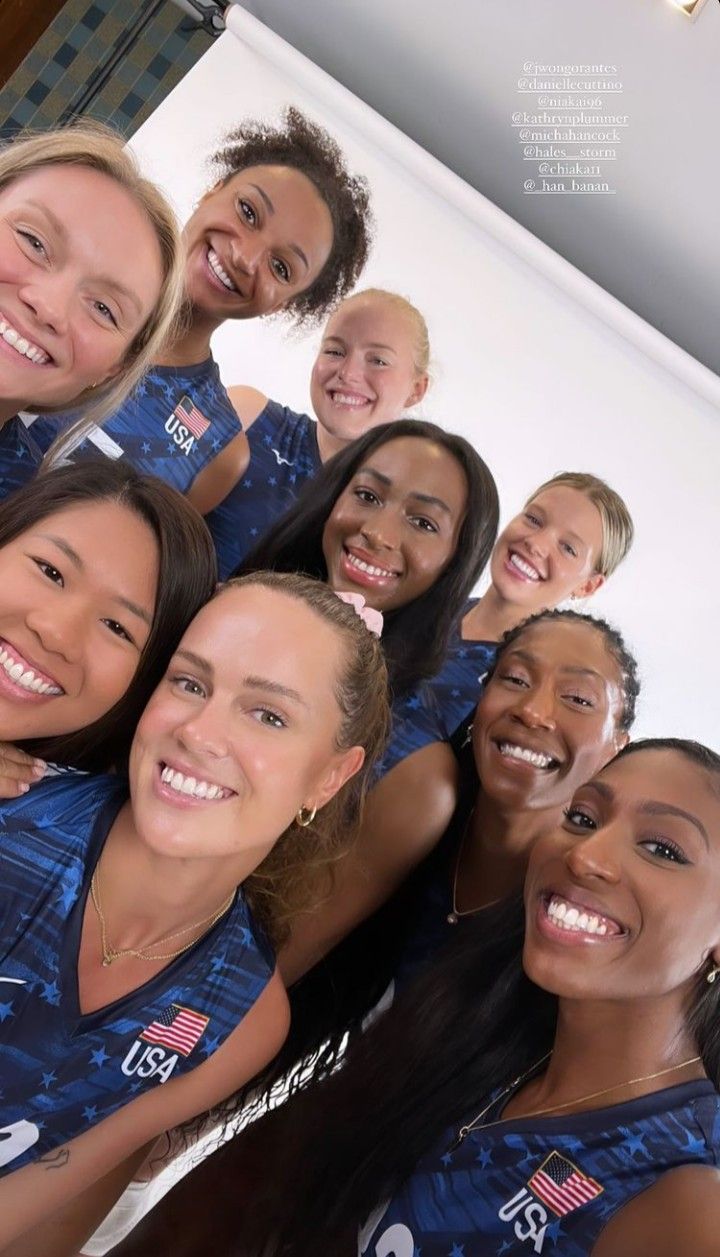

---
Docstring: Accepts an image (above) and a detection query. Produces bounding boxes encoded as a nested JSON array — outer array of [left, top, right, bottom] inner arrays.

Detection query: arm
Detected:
[[0, 970, 289, 1255], [279, 742, 459, 986], [591, 1165, 720, 1257], [186, 385, 268, 516]]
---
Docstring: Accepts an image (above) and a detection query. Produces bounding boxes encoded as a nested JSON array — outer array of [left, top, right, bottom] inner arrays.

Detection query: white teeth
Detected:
[[160, 765, 230, 801], [346, 551, 396, 579], [0, 647, 61, 694], [332, 391, 369, 408], [0, 316, 50, 364], [509, 552, 541, 581], [546, 896, 619, 936], [499, 742, 554, 769], [207, 248, 237, 292]]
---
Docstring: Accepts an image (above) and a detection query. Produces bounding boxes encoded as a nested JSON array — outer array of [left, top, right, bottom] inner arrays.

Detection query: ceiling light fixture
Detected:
[[668, 0, 712, 19]]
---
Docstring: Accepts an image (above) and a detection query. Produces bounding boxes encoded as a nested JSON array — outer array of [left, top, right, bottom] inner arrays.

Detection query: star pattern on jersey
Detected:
[[41, 1072, 57, 1090], [82, 1105, 98, 1122], [90, 1047, 110, 1069], [40, 980, 61, 1005], [475, 1146, 493, 1168], [200, 1034, 223, 1059], [0, 1001, 14, 1021]]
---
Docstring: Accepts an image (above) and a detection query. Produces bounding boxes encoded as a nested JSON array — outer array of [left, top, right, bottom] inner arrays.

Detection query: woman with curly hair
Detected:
[[0, 571, 389, 1256], [28, 108, 374, 518]]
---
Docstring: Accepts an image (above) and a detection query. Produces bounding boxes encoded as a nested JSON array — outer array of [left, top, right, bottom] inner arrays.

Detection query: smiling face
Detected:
[[310, 294, 428, 445], [0, 165, 163, 418], [523, 750, 720, 1006], [0, 500, 157, 740], [490, 486, 605, 613], [128, 584, 364, 869], [182, 164, 334, 325], [473, 618, 626, 813], [321, 436, 468, 614]]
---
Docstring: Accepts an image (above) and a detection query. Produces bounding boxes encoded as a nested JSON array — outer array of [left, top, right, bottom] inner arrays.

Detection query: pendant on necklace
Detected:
[[447, 911, 459, 925], [102, 955, 114, 967]]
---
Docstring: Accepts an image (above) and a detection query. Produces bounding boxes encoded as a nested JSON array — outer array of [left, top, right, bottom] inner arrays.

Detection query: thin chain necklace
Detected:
[[453, 1051, 703, 1148], [90, 866, 236, 967], [447, 811, 501, 924]]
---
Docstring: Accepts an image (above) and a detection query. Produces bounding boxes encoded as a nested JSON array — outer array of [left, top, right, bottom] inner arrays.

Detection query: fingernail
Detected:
[[19, 783, 31, 793], [32, 762, 47, 777]]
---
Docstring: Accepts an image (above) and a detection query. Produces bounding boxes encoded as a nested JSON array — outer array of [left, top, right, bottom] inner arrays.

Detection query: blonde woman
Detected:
[[208, 287, 431, 577], [0, 122, 183, 497]]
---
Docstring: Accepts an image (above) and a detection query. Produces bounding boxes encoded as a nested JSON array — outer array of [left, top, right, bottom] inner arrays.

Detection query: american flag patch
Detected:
[[528, 1152, 603, 1216], [140, 1003, 209, 1057], [174, 395, 210, 439]]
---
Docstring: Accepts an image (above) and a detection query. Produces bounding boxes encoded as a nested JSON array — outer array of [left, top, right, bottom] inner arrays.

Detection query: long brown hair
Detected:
[[0, 461, 217, 771], [216, 572, 390, 947]]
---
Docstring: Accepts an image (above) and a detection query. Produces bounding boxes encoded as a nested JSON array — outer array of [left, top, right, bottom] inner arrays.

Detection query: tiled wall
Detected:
[[0, 0, 213, 139]]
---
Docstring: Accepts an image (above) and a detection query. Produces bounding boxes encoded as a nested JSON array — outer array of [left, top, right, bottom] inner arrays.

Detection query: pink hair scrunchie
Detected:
[[335, 591, 384, 638]]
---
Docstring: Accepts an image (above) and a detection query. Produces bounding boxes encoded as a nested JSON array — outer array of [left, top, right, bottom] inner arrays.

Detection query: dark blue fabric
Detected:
[[360, 1081, 720, 1256], [0, 416, 43, 501], [0, 773, 274, 1175], [28, 357, 242, 493], [206, 399, 321, 579]]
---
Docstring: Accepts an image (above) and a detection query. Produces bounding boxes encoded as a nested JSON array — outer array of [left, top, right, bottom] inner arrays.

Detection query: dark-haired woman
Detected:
[[215, 738, 720, 1257], [128, 741, 720, 1257], [24, 108, 373, 513], [0, 461, 216, 795], [279, 607, 639, 985]]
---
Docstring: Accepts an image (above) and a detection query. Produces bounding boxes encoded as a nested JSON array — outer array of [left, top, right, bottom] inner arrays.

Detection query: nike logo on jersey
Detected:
[[0, 977, 26, 984], [271, 447, 292, 466], [0, 1120, 40, 1167]]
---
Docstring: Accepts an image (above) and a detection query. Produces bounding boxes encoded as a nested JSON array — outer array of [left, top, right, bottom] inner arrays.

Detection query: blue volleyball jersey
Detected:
[[205, 399, 321, 579], [0, 773, 274, 1176], [377, 632, 497, 780], [360, 1080, 720, 1256], [28, 357, 242, 493], [0, 415, 43, 500]]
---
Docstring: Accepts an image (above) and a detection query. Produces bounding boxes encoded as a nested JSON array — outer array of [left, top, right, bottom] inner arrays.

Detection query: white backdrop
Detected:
[[129, 17, 720, 749]]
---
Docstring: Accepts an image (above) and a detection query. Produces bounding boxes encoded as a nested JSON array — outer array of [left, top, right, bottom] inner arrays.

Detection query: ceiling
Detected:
[[240, 0, 720, 377]]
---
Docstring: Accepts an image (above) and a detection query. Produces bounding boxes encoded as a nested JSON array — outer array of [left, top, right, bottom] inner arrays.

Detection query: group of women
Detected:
[[0, 109, 717, 1257]]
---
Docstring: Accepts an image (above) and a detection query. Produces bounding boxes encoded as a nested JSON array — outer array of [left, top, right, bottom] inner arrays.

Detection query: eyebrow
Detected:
[[24, 202, 141, 316], [39, 534, 152, 626], [357, 466, 452, 515], [244, 675, 308, 708], [505, 648, 604, 683], [173, 656, 308, 708], [581, 781, 709, 849], [247, 182, 309, 273], [175, 648, 213, 676], [324, 336, 397, 355]]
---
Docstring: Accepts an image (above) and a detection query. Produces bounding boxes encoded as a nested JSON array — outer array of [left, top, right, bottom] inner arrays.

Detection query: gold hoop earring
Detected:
[[707, 965, 720, 984], [296, 805, 317, 828]]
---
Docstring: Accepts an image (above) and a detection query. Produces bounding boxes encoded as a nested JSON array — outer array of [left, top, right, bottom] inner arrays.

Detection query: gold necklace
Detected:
[[90, 866, 236, 967], [454, 1052, 703, 1147], [447, 811, 500, 924]]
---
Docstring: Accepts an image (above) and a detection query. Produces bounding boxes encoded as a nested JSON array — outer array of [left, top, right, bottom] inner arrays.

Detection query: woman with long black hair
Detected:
[[206, 738, 720, 1257], [235, 416, 499, 711]]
